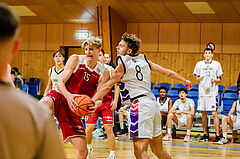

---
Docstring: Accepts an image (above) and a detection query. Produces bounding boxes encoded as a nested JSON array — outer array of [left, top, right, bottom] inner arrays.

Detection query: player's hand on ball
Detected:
[[66, 93, 81, 112]]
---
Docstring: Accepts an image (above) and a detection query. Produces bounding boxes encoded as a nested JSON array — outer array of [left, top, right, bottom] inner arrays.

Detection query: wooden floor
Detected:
[[61, 133, 240, 159]]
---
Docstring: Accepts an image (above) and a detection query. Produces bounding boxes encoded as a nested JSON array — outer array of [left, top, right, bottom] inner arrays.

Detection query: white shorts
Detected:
[[198, 96, 218, 111], [233, 117, 240, 130], [129, 96, 161, 139], [177, 114, 187, 127]]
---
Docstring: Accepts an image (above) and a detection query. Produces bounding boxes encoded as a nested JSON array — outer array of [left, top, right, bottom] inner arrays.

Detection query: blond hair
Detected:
[[81, 37, 102, 49]]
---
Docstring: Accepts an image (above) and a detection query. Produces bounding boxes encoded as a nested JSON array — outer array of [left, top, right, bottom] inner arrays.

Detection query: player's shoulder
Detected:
[[197, 60, 205, 65], [5, 89, 51, 118], [187, 98, 195, 103], [212, 60, 221, 65], [69, 54, 85, 62], [95, 61, 106, 73]]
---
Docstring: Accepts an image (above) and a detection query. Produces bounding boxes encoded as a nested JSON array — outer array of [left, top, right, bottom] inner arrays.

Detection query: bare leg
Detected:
[[166, 113, 178, 129], [70, 136, 88, 159], [85, 125, 95, 145], [150, 135, 172, 159], [222, 116, 229, 133], [104, 124, 115, 151], [202, 111, 208, 134], [39, 96, 54, 112], [186, 114, 193, 130], [133, 138, 150, 159], [212, 111, 220, 134]]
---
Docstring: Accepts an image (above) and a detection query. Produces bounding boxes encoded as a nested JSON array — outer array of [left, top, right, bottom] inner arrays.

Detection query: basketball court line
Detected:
[[116, 137, 240, 151]]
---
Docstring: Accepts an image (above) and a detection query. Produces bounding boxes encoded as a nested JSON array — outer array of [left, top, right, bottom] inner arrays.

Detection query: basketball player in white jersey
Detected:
[[193, 48, 223, 143], [218, 89, 240, 144], [43, 49, 65, 96], [0, 3, 65, 159], [92, 33, 192, 159], [156, 86, 173, 130], [163, 87, 195, 142]]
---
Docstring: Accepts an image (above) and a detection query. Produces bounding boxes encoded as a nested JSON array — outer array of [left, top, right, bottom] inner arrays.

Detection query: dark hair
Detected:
[[12, 67, 18, 72], [101, 49, 105, 55], [178, 87, 188, 94], [12, 67, 20, 75], [11, 70, 15, 75], [0, 2, 19, 41], [204, 48, 213, 53], [158, 86, 168, 93], [53, 49, 65, 58], [121, 32, 141, 54]]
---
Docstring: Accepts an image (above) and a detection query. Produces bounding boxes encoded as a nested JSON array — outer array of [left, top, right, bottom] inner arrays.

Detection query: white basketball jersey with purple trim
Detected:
[[118, 82, 131, 105], [117, 54, 155, 100], [193, 60, 223, 96]]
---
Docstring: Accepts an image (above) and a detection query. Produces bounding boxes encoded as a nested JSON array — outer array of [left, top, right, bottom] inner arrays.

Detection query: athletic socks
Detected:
[[120, 123, 124, 130], [167, 128, 171, 135], [223, 132, 227, 139], [187, 129, 191, 136], [110, 151, 115, 156]]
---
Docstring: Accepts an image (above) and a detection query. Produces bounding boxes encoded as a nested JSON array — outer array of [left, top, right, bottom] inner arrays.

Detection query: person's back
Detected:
[[118, 54, 155, 100], [0, 83, 65, 159]]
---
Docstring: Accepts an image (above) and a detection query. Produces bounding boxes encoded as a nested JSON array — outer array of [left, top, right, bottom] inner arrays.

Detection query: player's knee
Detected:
[[76, 149, 88, 159], [104, 125, 113, 134], [86, 125, 95, 132], [39, 97, 53, 111], [187, 114, 192, 119], [168, 113, 174, 119], [212, 112, 218, 119], [222, 116, 228, 122]]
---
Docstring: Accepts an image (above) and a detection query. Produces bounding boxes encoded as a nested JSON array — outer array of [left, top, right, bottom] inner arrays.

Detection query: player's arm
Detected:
[[228, 101, 237, 122], [111, 67, 120, 110], [211, 76, 221, 84], [57, 55, 79, 112], [92, 64, 124, 103], [196, 76, 205, 83], [97, 69, 110, 90], [43, 68, 52, 96], [179, 107, 195, 116], [149, 61, 192, 90], [169, 106, 177, 114]]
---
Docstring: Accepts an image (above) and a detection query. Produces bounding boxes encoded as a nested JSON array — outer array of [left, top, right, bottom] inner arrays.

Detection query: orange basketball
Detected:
[[73, 95, 94, 117]]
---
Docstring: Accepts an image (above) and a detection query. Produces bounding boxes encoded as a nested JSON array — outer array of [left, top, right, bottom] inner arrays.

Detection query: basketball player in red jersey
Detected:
[[85, 50, 118, 159], [39, 37, 110, 159]]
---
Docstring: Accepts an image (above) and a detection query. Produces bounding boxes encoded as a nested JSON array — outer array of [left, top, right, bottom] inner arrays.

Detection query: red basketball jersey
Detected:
[[65, 55, 112, 100]]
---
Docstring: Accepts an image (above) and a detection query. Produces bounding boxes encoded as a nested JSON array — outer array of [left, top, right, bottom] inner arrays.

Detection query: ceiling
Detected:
[[3, 0, 240, 23]]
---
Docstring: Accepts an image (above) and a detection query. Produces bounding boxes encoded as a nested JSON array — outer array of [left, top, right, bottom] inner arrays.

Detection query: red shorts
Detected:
[[46, 90, 85, 142], [85, 99, 113, 125]]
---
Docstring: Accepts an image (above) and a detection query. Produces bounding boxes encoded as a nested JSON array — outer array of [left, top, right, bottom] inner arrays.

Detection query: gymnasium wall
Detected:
[[127, 23, 240, 88], [11, 22, 240, 94], [11, 23, 98, 94]]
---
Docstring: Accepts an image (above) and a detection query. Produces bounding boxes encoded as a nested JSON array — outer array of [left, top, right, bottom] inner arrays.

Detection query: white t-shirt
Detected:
[[157, 97, 171, 112], [117, 54, 155, 100], [193, 60, 223, 96], [236, 100, 240, 118], [173, 98, 195, 111]]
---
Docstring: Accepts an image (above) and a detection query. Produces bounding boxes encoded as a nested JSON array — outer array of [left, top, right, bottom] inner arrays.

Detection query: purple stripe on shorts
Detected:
[[130, 101, 139, 138]]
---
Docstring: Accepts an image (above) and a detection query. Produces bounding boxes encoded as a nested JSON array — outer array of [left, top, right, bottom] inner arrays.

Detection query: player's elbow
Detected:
[[102, 83, 112, 92], [165, 70, 174, 77]]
